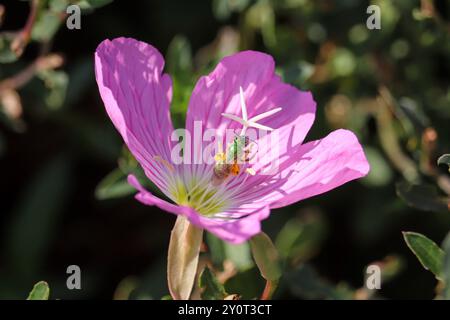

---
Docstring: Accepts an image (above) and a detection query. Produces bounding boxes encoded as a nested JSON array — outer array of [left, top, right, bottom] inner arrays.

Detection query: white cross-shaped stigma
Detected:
[[221, 86, 282, 136]]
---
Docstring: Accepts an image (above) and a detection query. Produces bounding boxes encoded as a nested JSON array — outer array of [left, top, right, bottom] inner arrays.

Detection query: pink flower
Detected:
[[95, 37, 370, 244]]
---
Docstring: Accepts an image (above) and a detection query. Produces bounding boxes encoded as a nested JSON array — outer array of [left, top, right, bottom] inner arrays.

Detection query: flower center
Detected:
[[167, 87, 282, 217], [171, 177, 230, 216]]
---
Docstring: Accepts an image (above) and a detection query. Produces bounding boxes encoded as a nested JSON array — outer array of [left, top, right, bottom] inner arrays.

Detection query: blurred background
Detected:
[[0, 0, 449, 299]]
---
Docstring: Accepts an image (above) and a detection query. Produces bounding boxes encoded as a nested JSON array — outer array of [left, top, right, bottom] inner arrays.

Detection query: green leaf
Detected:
[[224, 267, 264, 300], [165, 35, 194, 128], [0, 33, 19, 63], [167, 216, 203, 300], [396, 181, 449, 212], [275, 212, 326, 262], [27, 281, 50, 300], [37, 70, 69, 110], [212, 0, 249, 20], [438, 154, 450, 173], [198, 267, 227, 300], [76, 0, 113, 10], [166, 35, 192, 76], [442, 232, 450, 299], [279, 61, 314, 87], [206, 233, 254, 271], [245, 2, 276, 47], [95, 168, 135, 200], [403, 232, 444, 280], [250, 232, 281, 281], [31, 11, 61, 42], [361, 147, 393, 187], [49, 0, 70, 13]]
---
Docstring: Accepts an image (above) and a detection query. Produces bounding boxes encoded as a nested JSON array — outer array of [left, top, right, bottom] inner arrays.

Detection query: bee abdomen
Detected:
[[213, 163, 231, 180]]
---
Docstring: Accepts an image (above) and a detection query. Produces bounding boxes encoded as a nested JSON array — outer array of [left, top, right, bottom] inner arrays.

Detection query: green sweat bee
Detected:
[[212, 135, 257, 185]]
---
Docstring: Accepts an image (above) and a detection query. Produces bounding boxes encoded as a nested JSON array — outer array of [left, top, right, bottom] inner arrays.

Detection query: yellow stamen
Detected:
[[214, 152, 226, 162]]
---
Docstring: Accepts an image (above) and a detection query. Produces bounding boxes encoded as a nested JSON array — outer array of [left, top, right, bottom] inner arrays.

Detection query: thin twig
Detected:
[[11, 0, 40, 57], [0, 53, 63, 93]]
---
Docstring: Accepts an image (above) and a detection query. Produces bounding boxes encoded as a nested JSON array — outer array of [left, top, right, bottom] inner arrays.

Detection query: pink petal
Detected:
[[95, 37, 175, 193], [128, 175, 269, 244], [185, 50, 316, 169], [234, 129, 370, 208]]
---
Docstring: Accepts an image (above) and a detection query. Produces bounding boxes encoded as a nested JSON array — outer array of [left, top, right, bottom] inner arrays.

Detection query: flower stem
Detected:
[[260, 279, 278, 300]]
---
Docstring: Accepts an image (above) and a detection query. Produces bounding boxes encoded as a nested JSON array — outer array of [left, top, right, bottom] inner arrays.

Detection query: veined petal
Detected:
[[233, 129, 370, 208], [184, 50, 316, 175], [95, 37, 176, 195], [189, 206, 270, 244], [128, 175, 270, 244]]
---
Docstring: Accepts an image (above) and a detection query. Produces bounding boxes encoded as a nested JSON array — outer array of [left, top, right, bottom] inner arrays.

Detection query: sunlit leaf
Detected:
[[250, 232, 281, 281], [403, 232, 444, 280], [27, 281, 50, 300]]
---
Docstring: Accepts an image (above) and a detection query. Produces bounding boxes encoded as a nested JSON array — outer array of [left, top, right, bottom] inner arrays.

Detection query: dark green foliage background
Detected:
[[0, 0, 449, 299]]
